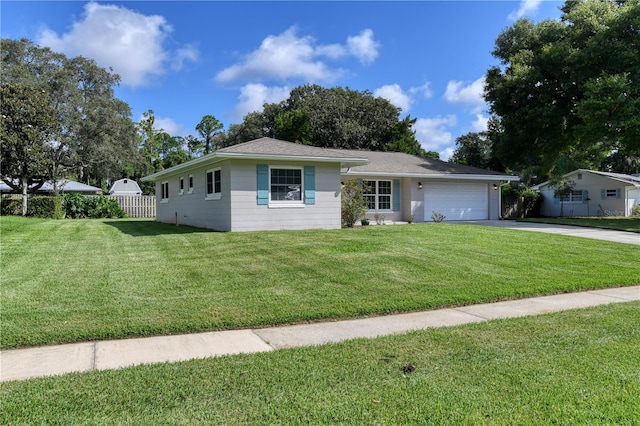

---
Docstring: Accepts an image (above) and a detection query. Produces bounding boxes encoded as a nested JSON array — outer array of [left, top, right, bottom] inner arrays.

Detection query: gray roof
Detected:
[[143, 138, 517, 182], [339, 149, 516, 178], [588, 170, 640, 185], [533, 169, 640, 189], [218, 138, 365, 160], [143, 138, 368, 181], [0, 179, 102, 193]]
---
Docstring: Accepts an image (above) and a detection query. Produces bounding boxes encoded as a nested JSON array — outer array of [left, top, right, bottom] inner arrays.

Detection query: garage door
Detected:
[[424, 182, 488, 221]]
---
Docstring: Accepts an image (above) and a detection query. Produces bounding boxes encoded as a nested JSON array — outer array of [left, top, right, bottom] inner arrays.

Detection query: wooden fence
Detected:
[[108, 195, 156, 218]]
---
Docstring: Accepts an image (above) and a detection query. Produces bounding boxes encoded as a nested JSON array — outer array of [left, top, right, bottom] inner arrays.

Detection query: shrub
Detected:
[[341, 179, 368, 228], [63, 194, 126, 219], [1, 198, 22, 216], [431, 211, 446, 223], [374, 213, 386, 225], [28, 196, 65, 219], [632, 205, 640, 217]]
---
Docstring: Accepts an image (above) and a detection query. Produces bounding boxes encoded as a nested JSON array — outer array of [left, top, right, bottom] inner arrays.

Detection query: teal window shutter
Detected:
[[256, 164, 269, 205], [304, 166, 315, 205], [553, 195, 559, 205], [616, 188, 621, 199], [601, 189, 606, 199], [582, 190, 588, 204], [392, 179, 400, 211]]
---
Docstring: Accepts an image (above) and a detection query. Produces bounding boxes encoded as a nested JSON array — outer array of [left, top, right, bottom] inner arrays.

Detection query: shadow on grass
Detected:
[[104, 219, 215, 236]]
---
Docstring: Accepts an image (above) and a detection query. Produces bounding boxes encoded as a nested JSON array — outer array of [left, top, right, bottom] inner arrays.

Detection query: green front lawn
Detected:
[[1, 217, 638, 349], [520, 217, 640, 233], [2, 302, 638, 424]]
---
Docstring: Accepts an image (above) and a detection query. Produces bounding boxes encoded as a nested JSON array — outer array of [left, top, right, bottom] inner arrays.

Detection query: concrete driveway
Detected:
[[460, 220, 640, 245]]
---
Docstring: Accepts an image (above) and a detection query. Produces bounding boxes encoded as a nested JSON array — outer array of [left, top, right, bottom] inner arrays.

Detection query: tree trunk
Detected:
[[21, 175, 28, 216]]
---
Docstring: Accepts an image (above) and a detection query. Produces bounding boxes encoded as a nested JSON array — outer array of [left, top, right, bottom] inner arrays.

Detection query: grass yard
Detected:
[[1, 217, 639, 349], [520, 217, 640, 233], [2, 302, 638, 425]]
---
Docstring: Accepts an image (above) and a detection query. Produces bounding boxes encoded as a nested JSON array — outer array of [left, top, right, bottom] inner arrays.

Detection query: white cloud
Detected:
[[508, 0, 542, 21], [216, 27, 380, 84], [172, 45, 199, 71], [232, 83, 291, 121], [409, 82, 433, 100], [412, 115, 457, 153], [471, 113, 489, 133], [347, 29, 380, 65], [153, 116, 190, 138], [439, 147, 455, 162], [37, 2, 197, 87], [444, 76, 486, 113], [374, 84, 411, 113]]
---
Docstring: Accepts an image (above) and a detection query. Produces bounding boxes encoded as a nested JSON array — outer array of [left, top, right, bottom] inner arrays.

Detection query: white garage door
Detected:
[[424, 182, 488, 221]]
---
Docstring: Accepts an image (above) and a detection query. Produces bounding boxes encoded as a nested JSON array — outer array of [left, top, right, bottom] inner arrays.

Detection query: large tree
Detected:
[[0, 83, 60, 215], [1, 38, 137, 187], [196, 115, 224, 154], [450, 131, 503, 171], [485, 0, 640, 175], [223, 84, 433, 157]]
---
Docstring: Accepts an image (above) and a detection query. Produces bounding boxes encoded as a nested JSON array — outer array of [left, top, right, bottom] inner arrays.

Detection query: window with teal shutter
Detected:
[[304, 166, 315, 205], [256, 164, 268, 205]]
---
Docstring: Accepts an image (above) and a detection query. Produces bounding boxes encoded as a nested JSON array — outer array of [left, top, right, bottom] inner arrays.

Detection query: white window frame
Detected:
[[269, 166, 304, 207], [559, 190, 583, 204], [179, 176, 184, 195], [205, 168, 222, 200], [363, 179, 392, 211], [160, 181, 169, 203], [188, 174, 194, 194]]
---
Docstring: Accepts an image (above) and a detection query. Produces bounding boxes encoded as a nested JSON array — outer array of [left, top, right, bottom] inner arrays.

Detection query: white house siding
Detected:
[[155, 160, 232, 231], [229, 160, 342, 232], [628, 188, 640, 216], [405, 178, 424, 222], [538, 172, 629, 217]]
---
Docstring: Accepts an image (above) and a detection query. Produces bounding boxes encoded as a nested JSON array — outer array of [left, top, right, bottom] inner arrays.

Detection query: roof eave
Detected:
[[141, 152, 369, 182], [342, 171, 519, 181]]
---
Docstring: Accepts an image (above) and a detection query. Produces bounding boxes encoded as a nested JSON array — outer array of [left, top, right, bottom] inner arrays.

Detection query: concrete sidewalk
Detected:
[[461, 220, 640, 245], [2, 286, 638, 382]]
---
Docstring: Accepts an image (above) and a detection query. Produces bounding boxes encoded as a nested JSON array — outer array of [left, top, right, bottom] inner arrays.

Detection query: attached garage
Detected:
[[424, 182, 489, 221]]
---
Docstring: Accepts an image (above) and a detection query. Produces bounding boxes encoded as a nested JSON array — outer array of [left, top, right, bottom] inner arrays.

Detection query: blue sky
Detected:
[[2, 1, 563, 160]]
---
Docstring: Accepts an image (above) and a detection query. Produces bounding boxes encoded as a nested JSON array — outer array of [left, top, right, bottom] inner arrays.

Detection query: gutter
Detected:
[[342, 171, 520, 181]]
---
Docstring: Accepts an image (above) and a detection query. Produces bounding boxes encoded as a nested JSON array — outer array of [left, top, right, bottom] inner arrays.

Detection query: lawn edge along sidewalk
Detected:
[[2, 286, 638, 382]]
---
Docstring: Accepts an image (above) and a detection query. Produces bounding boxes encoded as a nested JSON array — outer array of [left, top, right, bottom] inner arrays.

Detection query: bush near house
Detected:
[[0, 196, 64, 219], [63, 193, 127, 219], [1, 194, 126, 219]]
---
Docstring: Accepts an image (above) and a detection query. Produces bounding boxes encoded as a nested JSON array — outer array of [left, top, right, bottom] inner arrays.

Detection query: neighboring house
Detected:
[[0, 179, 102, 195], [141, 138, 518, 232], [532, 169, 640, 217], [108, 178, 142, 195]]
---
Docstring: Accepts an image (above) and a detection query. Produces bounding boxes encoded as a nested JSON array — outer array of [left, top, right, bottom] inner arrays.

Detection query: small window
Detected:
[[188, 174, 194, 194], [160, 181, 169, 202], [179, 177, 184, 195], [206, 168, 221, 200], [270, 168, 302, 202], [605, 189, 618, 198], [577, 173, 582, 180]]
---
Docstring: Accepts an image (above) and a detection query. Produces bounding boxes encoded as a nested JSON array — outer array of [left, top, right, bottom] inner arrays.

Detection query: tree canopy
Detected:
[[1, 38, 137, 188], [485, 0, 640, 176], [223, 84, 437, 158], [0, 83, 60, 215]]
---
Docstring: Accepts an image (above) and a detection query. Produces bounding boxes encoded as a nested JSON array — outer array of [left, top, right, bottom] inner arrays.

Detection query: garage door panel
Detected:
[[424, 183, 488, 221]]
